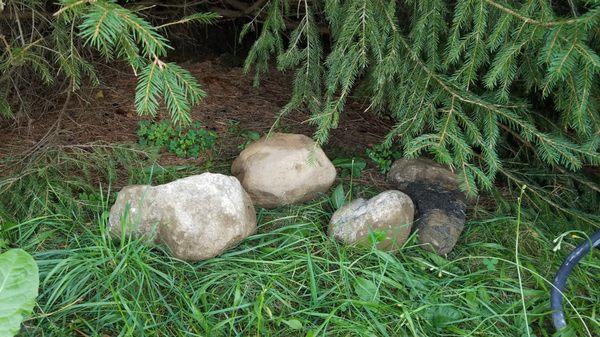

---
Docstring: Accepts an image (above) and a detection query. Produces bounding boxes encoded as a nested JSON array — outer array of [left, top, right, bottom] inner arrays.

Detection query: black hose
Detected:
[[551, 229, 600, 331]]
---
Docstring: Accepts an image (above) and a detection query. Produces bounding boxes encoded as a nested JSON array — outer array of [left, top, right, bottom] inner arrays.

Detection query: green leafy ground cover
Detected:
[[0, 144, 597, 337]]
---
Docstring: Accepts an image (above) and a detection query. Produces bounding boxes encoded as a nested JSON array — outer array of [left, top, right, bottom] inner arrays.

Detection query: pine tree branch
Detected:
[[54, 0, 89, 17], [398, 33, 598, 169], [156, 12, 221, 29], [210, 0, 268, 19], [498, 165, 599, 226], [482, 0, 589, 27]]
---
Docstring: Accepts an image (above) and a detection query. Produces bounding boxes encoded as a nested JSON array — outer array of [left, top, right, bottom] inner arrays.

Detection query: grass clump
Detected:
[[0, 146, 598, 337]]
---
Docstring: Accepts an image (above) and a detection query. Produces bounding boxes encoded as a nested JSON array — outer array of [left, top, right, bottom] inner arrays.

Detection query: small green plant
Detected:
[[0, 249, 39, 337], [332, 157, 366, 178], [137, 120, 217, 158], [226, 120, 261, 150], [366, 144, 402, 173], [78, 192, 104, 212], [238, 130, 261, 150], [330, 184, 347, 210]]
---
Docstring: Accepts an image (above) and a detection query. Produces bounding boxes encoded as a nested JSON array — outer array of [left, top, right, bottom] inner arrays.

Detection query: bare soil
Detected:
[[0, 58, 391, 187]]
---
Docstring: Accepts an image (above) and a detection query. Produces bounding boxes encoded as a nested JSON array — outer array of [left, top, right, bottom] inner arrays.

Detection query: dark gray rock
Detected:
[[387, 159, 467, 255], [418, 209, 465, 255]]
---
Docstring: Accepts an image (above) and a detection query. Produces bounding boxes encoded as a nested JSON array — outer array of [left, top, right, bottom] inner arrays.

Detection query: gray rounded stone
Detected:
[[417, 209, 465, 255], [387, 158, 459, 191], [108, 185, 160, 242], [328, 190, 414, 250]]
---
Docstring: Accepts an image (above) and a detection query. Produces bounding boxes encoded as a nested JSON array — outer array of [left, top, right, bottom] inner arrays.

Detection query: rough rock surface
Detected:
[[108, 173, 257, 261], [108, 185, 160, 242], [387, 158, 466, 255], [328, 190, 414, 250], [418, 209, 465, 255], [388, 158, 459, 190], [231, 133, 337, 208]]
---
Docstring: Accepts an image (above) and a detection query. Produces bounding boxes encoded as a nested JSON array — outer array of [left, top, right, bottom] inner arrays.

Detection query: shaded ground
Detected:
[[0, 58, 390, 187]]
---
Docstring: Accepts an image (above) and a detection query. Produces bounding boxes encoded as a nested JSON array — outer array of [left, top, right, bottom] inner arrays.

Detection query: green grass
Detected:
[[0, 145, 598, 337]]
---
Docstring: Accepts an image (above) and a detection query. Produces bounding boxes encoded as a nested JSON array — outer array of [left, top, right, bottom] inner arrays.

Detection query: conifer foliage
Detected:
[[0, 0, 217, 123], [244, 0, 600, 195], [1, 0, 599, 196]]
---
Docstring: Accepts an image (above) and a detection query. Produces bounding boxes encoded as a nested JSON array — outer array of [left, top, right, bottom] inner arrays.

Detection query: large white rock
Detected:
[[328, 190, 414, 250], [108, 185, 160, 242], [231, 133, 337, 208], [108, 173, 257, 261]]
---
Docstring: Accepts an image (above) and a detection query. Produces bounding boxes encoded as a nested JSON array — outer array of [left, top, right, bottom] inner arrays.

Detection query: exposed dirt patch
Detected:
[[0, 58, 391, 187]]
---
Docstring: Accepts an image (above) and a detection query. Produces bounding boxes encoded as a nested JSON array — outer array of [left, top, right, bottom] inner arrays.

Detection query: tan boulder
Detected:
[[231, 133, 337, 208]]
